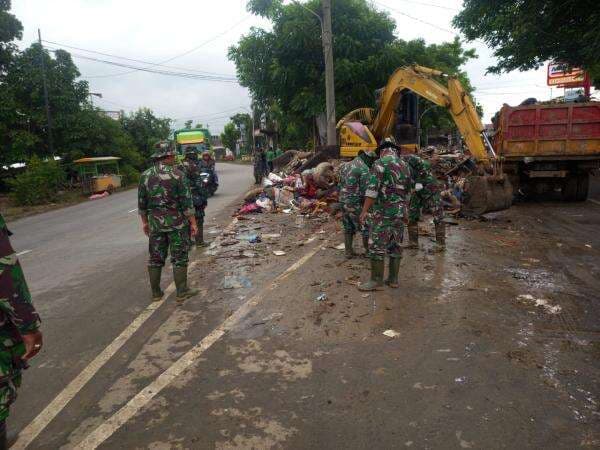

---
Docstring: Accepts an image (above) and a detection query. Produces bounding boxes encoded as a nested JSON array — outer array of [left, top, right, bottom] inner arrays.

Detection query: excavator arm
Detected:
[[370, 65, 492, 164]]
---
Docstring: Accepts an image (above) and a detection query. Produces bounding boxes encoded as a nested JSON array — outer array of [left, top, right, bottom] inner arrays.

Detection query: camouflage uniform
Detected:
[[138, 162, 195, 267], [253, 150, 267, 184], [404, 154, 443, 224], [0, 214, 41, 421], [365, 148, 411, 260], [181, 157, 209, 228], [339, 156, 370, 238]]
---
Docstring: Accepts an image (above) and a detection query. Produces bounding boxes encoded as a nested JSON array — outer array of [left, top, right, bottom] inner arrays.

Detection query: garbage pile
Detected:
[[236, 159, 340, 218]]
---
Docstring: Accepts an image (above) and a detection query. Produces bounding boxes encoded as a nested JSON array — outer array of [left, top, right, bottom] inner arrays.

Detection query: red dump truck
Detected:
[[494, 101, 600, 201]]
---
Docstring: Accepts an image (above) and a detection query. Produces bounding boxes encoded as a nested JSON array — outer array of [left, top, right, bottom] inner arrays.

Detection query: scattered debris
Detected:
[[517, 294, 562, 314], [335, 243, 345, 250], [316, 293, 327, 302], [273, 250, 286, 256], [383, 329, 400, 338], [220, 275, 252, 290]]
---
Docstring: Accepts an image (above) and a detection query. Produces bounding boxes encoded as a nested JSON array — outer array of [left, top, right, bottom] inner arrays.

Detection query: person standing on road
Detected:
[[0, 213, 43, 448], [359, 139, 411, 291], [138, 141, 199, 303], [265, 147, 275, 173], [253, 148, 267, 185], [338, 150, 375, 258], [401, 152, 445, 249], [181, 147, 210, 247]]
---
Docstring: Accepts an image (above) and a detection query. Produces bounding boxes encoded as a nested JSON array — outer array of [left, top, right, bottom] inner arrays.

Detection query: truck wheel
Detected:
[[576, 172, 589, 201], [561, 175, 578, 201]]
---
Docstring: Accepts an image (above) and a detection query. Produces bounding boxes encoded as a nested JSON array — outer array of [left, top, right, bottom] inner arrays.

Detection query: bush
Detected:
[[9, 156, 66, 206], [120, 164, 140, 186]]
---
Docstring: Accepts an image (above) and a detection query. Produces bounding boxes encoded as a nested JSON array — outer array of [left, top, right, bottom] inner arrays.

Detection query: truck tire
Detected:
[[561, 175, 578, 201], [576, 172, 589, 201]]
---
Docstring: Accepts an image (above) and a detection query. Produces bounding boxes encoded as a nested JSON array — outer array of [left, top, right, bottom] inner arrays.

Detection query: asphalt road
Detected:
[[6, 162, 252, 443]]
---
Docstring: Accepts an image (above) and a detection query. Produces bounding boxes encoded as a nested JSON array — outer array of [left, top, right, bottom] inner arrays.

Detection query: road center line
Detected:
[[128, 208, 138, 213], [74, 237, 326, 449], [16, 250, 32, 256]]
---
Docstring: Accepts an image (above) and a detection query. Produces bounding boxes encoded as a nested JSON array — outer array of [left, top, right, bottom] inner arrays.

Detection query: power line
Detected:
[[77, 15, 251, 78], [46, 48, 239, 82], [172, 105, 251, 121], [43, 40, 236, 78], [391, 0, 458, 12]]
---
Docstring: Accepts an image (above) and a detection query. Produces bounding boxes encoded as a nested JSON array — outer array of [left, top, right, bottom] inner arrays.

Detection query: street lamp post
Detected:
[[291, 0, 336, 146]]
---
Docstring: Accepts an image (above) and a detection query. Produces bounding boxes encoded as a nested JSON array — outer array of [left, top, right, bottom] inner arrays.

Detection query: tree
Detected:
[[230, 0, 477, 147], [230, 113, 253, 153], [220, 122, 240, 151], [0, 0, 22, 74], [453, 0, 600, 85], [184, 120, 193, 129], [121, 108, 172, 159]]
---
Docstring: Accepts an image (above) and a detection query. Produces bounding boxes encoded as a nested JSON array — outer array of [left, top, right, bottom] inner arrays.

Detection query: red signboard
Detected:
[[547, 62, 588, 88]]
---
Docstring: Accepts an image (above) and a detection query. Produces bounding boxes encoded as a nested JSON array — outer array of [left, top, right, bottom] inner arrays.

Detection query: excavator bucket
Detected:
[[461, 175, 513, 216]]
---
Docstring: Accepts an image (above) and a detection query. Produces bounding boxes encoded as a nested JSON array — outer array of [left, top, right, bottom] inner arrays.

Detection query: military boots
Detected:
[[196, 223, 208, 247], [358, 259, 385, 291], [362, 235, 369, 255], [148, 267, 164, 302], [344, 233, 356, 258], [173, 266, 199, 302], [407, 223, 419, 248], [386, 256, 401, 288]]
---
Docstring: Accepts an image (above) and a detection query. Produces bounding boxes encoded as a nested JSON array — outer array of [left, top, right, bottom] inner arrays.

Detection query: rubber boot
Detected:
[[386, 256, 401, 288], [196, 222, 208, 247], [434, 222, 446, 252], [362, 235, 369, 255], [173, 266, 199, 303], [358, 259, 385, 291], [407, 223, 419, 248], [148, 266, 164, 301], [344, 232, 356, 258]]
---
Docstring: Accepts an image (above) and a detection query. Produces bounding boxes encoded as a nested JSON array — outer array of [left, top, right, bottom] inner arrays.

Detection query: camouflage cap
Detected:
[[151, 140, 175, 159]]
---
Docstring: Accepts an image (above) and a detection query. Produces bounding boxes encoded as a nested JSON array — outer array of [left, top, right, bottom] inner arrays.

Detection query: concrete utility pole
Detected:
[[38, 29, 55, 156], [321, 0, 336, 146]]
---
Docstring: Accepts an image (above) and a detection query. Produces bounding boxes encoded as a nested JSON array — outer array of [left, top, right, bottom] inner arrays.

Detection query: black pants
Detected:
[[267, 161, 274, 173]]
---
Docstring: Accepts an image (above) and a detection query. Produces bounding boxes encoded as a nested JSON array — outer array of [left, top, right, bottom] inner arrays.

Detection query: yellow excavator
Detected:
[[337, 65, 513, 215]]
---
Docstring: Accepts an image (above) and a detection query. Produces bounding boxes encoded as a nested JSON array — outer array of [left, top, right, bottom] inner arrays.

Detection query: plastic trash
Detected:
[[382, 329, 400, 338], [220, 275, 252, 289], [273, 250, 286, 256], [316, 293, 327, 302]]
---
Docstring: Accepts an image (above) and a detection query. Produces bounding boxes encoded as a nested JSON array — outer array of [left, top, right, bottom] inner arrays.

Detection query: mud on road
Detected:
[[40, 195, 600, 449]]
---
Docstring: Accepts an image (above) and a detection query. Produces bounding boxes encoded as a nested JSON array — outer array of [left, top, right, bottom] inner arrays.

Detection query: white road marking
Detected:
[[588, 199, 600, 206], [13, 218, 241, 449], [74, 238, 325, 449], [128, 208, 138, 213], [16, 250, 32, 256]]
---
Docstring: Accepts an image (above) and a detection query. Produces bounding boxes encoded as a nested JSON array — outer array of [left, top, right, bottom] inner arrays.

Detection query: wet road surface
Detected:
[[8, 173, 600, 449]]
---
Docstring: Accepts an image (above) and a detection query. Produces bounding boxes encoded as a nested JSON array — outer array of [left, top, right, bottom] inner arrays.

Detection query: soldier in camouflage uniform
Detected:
[[338, 150, 376, 258], [181, 147, 210, 247], [359, 140, 411, 291], [138, 141, 199, 302], [0, 213, 42, 447], [402, 153, 445, 249], [253, 148, 267, 185]]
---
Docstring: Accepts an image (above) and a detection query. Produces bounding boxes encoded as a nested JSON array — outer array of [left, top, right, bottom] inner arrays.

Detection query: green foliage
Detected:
[[8, 155, 65, 206], [0, 0, 22, 74], [220, 122, 240, 151], [120, 164, 140, 187], [230, 0, 477, 147], [453, 0, 600, 86], [230, 113, 253, 153], [120, 108, 171, 160], [184, 120, 193, 129]]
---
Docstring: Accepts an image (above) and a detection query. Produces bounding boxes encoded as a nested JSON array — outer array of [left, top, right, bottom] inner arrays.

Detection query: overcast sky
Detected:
[[12, 0, 587, 132]]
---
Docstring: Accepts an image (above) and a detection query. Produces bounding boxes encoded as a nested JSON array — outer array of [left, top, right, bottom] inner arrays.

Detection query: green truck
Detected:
[[173, 128, 213, 156]]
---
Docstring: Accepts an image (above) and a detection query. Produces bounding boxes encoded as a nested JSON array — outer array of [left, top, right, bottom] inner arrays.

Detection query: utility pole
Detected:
[[321, 0, 336, 146], [38, 29, 54, 157]]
